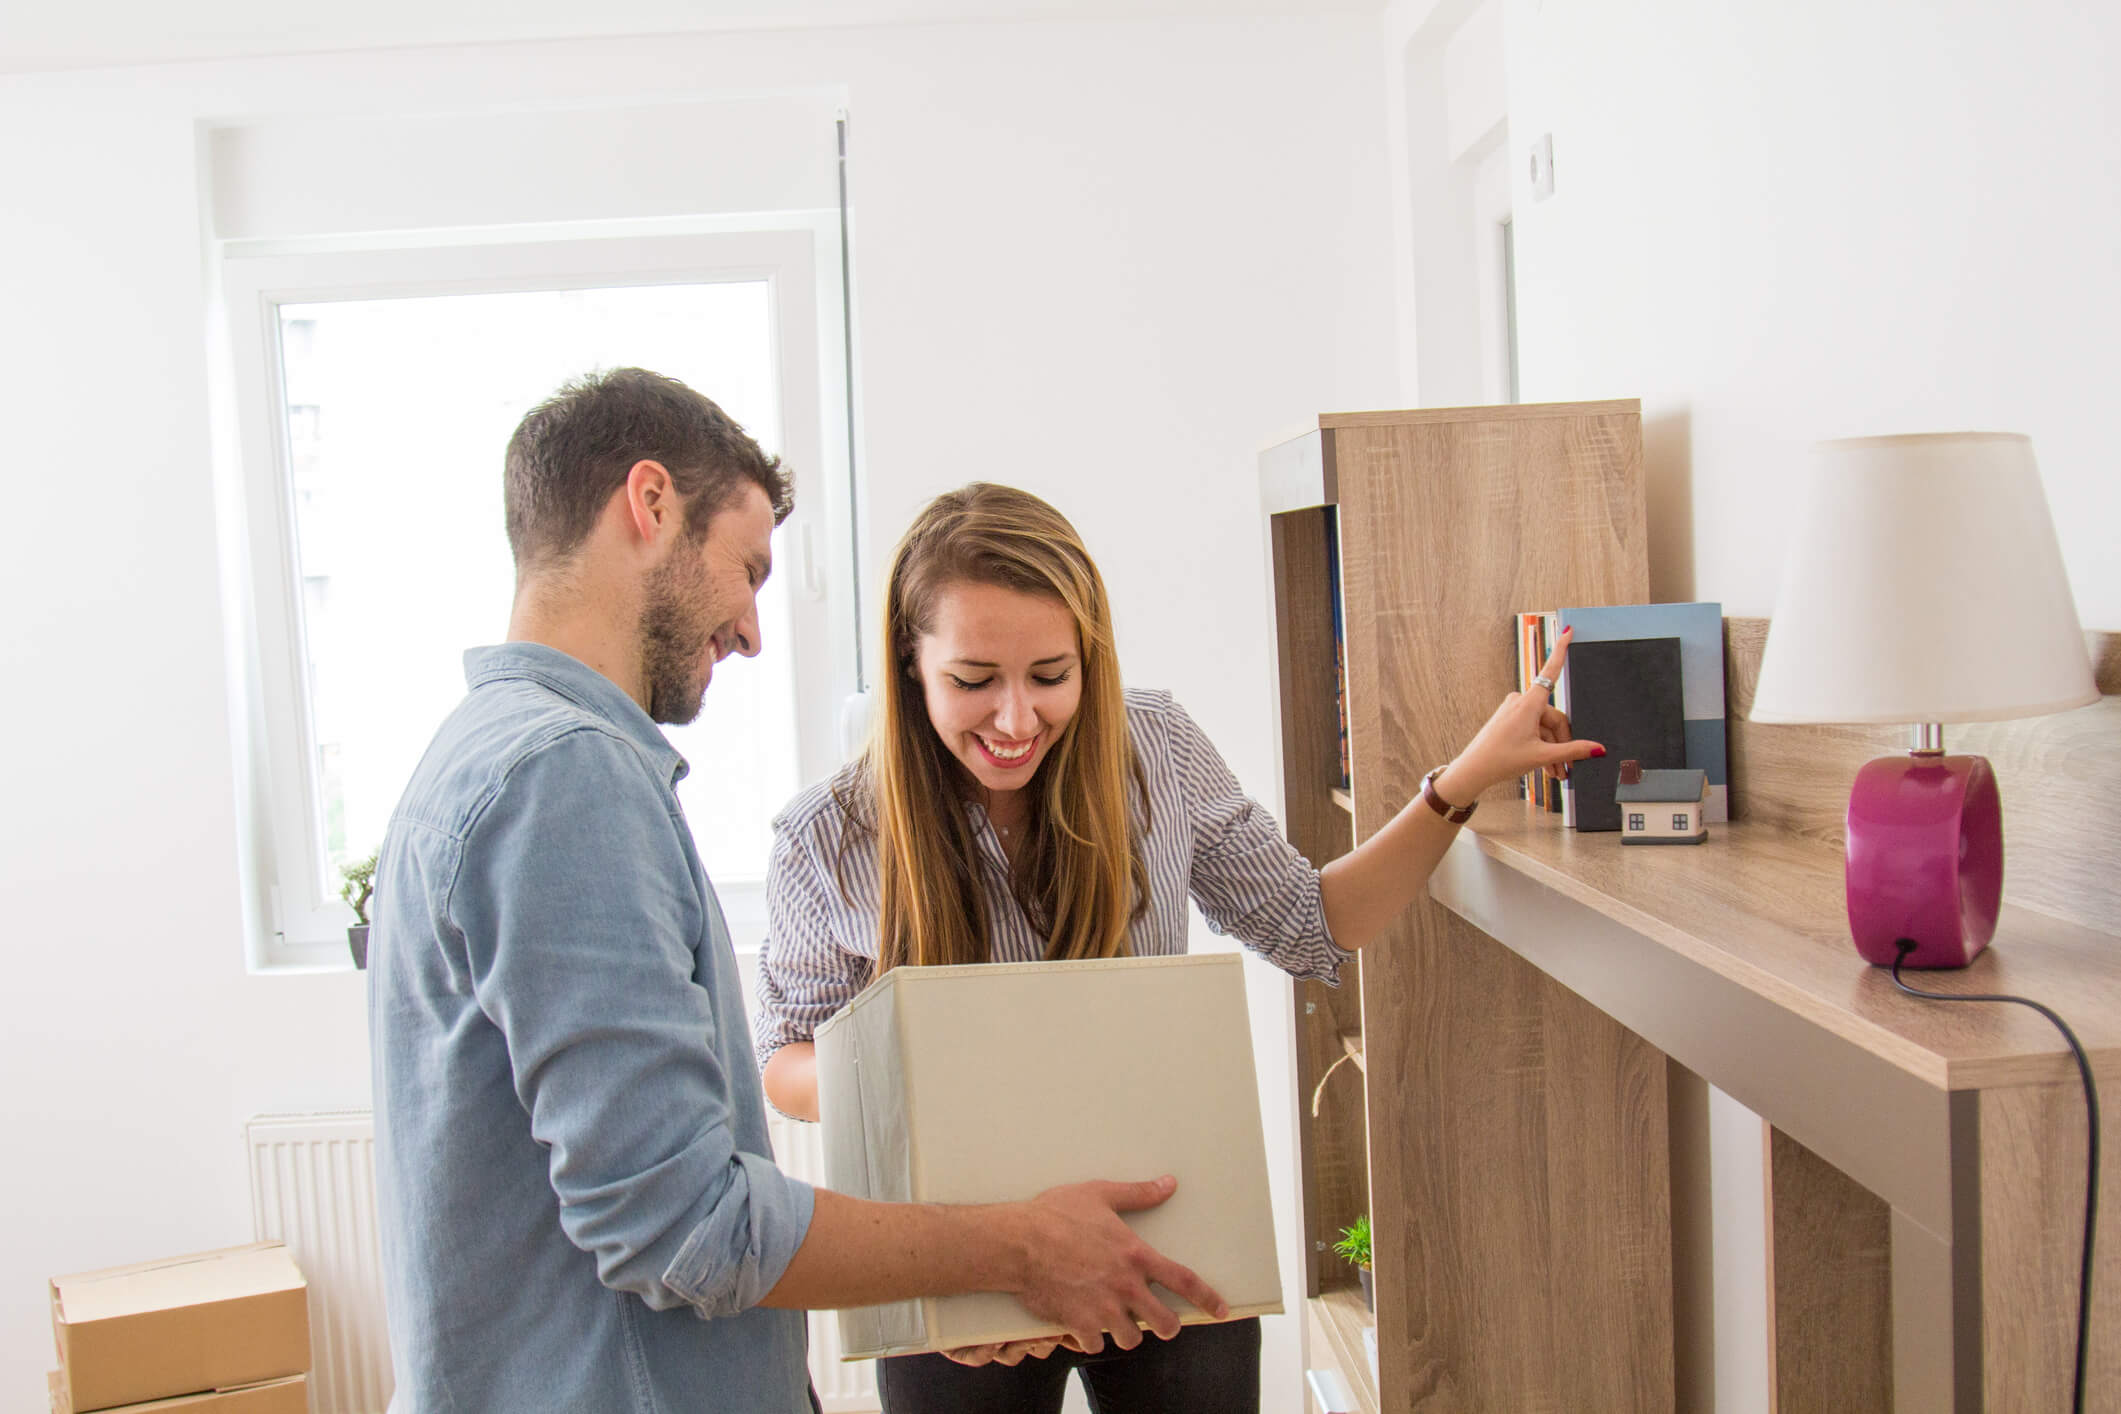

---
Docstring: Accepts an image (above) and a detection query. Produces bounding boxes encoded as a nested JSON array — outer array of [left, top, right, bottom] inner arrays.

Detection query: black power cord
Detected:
[[1892, 939, 2101, 1414]]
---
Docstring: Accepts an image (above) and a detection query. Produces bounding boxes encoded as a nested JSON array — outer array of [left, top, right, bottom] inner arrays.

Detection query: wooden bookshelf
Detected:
[[1264, 401, 1660, 1410], [1307, 1286, 1378, 1414]]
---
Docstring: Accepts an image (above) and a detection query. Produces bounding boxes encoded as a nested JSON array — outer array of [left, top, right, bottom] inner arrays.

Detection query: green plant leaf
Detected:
[[1332, 1213, 1371, 1269]]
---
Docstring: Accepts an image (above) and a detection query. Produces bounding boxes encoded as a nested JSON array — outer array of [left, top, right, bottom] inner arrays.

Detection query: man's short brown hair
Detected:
[[504, 368, 793, 569]]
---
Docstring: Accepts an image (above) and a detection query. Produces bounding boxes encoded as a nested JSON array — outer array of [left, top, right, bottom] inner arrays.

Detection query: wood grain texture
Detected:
[[1319, 399, 1641, 430], [1766, 1126, 1893, 1412], [1332, 405, 1669, 1411], [1452, 813, 2121, 1091], [1727, 619, 2121, 933], [1539, 977, 1674, 1412], [1307, 1289, 1381, 1414], [1271, 508, 1367, 1300], [1979, 1053, 2121, 1412], [1450, 614, 2121, 1412]]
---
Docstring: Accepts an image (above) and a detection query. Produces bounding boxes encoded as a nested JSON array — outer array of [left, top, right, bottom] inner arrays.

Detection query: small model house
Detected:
[[1614, 759, 1709, 845]]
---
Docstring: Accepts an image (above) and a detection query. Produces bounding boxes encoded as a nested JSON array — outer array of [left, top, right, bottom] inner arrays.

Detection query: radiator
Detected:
[[246, 1112, 393, 1414], [767, 1109, 882, 1412], [245, 1110, 879, 1414]]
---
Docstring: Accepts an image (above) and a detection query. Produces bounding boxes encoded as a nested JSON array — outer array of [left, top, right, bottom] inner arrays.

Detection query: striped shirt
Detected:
[[753, 688, 1349, 1071]]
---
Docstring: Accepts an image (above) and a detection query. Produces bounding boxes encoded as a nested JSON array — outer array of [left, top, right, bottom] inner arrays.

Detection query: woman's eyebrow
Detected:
[[945, 652, 1079, 668]]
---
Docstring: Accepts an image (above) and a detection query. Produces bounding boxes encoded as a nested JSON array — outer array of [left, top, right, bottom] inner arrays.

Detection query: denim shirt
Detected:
[[369, 642, 816, 1413]]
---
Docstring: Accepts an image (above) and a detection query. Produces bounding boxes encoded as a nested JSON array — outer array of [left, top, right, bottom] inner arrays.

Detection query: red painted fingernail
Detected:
[[1590, 745, 1606, 757]]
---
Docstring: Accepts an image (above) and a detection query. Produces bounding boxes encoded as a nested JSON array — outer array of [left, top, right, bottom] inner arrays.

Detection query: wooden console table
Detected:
[[1430, 810, 2118, 1410], [1425, 622, 2120, 1413]]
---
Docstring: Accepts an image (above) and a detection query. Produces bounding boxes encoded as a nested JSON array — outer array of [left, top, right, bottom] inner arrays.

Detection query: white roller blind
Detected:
[[209, 91, 843, 241]]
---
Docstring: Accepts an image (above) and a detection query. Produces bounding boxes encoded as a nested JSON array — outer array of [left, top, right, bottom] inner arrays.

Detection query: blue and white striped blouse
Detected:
[[753, 688, 1349, 1070]]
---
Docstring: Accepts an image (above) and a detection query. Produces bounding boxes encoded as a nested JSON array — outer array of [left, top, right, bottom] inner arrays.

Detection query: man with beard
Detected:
[[367, 369, 1224, 1413]]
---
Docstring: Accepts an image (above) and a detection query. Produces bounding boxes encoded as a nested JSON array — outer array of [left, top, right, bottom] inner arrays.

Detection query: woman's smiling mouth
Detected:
[[974, 732, 1040, 768]]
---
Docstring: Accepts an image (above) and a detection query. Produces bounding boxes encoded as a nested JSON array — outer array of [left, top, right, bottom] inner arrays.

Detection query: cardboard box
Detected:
[[50, 1243, 309, 1412], [816, 952, 1283, 1358], [50, 1372, 308, 1414]]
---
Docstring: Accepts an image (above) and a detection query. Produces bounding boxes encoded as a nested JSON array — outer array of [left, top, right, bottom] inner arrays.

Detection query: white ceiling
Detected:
[[0, 0, 1383, 76]]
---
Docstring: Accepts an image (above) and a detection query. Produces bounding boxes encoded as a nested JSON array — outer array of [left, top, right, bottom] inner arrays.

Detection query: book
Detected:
[[1564, 637, 1687, 832], [1558, 603, 1728, 823], [1325, 509, 1349, 790], [1512, 610, 1566, 812]]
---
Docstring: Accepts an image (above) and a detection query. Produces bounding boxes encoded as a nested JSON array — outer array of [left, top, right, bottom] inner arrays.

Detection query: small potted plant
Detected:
[[1335, 1213, 1373, 1311], [340, 850, 377, 970]]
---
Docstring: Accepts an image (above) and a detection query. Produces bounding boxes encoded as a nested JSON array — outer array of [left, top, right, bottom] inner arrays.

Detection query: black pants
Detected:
[[874, 1317, 1260, 1414]]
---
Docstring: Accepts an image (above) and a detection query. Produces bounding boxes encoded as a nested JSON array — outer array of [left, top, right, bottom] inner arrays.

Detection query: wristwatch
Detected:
[[1419, 764, 1477, 824]]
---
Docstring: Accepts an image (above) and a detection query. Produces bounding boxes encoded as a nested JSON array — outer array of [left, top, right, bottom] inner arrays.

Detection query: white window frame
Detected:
[[214, 227, 855, 971]]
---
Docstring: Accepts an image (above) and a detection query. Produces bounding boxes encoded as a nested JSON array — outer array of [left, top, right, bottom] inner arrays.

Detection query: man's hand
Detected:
[[1004, 1175, 1227, 1355]]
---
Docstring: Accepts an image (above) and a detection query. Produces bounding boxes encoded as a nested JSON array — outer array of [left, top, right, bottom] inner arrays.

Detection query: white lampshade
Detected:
[[1751, 432, 2097, 725]]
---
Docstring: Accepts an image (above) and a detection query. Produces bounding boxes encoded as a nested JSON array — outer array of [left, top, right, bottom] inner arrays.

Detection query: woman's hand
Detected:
[[942, 1336, 1074, 1367], [1436, 627, 1604, 804], [1319, 629, 1605, 951]]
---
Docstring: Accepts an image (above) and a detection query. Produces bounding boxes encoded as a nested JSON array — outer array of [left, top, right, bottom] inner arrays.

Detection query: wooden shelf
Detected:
[[1437, 812, 2121, 1094], [1305, 1287, 1378, 1414], [1329, 786, 1353, 815], [1340, 1032, 1365, 1074], [1429, 803, 2121, 1407]]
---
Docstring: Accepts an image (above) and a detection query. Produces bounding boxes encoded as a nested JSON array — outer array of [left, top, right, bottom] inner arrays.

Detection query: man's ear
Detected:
[[621, 459, 678, 546]]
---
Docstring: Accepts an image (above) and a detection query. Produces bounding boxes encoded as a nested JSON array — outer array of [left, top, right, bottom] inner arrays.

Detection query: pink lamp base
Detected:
[[1844, 753, 2003, 968]]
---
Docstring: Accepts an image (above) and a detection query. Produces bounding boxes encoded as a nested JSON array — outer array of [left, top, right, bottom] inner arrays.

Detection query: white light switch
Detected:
[[1529, 131, 1556, 201]]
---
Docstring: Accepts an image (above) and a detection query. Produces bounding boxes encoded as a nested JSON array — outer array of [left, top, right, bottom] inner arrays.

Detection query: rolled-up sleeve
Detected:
[[451, 727, 814, 1316], [1164, 697, 1352, 986], [754, 812, 871, 1084]]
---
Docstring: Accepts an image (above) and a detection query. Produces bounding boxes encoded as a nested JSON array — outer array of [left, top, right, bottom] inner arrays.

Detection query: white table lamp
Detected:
[[1750, 432, 2097, 967]]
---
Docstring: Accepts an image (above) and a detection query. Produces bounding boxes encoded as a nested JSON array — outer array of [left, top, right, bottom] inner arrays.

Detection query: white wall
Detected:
[[0, 19, 1397, 1404], [1503, 0, 2121, 626], [1484, 2, 2120, 1407]]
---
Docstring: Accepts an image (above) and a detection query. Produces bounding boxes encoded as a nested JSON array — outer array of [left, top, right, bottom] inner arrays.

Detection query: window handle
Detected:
[[799, 523, 824, 600]]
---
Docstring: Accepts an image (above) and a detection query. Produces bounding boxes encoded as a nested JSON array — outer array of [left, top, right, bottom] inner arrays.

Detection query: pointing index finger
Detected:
[[1535, 626, 1574, 695]]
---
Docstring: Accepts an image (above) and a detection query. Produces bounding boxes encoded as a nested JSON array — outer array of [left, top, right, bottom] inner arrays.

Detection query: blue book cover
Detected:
[[1557, 603, 1728, 823], [1325, 509, 1349, 790]]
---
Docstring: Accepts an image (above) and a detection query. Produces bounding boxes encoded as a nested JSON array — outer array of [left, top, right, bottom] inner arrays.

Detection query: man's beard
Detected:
[[639, 553, 714, 726]]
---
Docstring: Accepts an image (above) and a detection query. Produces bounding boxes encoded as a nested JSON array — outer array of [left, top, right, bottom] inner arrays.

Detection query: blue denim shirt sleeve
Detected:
[[447, 725, 815, 1317]]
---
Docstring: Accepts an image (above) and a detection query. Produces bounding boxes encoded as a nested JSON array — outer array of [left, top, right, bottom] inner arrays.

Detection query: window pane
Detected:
[[278, 283, 799, 899]]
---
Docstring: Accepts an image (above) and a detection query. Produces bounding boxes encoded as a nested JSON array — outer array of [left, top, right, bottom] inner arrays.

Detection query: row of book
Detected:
[[1320, 526, 1722, 831], [1515, 602, 1729, 832], [1327, 510, 1350, 790]]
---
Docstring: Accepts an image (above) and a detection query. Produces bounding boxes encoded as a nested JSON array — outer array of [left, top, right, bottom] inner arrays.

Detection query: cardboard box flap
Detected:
[[50, 1242, 308, 1411], [51, 1375, 309, 1414], [54, 1244, 305, 1324]]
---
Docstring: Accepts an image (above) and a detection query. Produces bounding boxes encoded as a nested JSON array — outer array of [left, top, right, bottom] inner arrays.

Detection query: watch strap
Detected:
[[1420, 764, 1477, 824]]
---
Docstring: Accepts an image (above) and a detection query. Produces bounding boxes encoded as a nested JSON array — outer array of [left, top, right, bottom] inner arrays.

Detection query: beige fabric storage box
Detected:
[[815, 952, 1283, 1359]]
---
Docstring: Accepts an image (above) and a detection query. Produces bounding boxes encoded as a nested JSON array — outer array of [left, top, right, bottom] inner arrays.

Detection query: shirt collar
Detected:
[[463, 642, 689, 785]]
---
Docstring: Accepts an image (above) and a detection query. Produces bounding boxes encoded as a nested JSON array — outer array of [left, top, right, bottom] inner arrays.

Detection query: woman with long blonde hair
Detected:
[[755, 483, 1593, 1413]]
